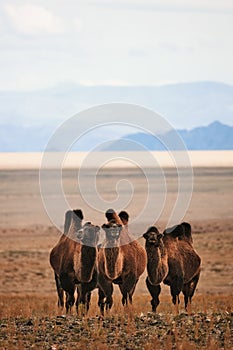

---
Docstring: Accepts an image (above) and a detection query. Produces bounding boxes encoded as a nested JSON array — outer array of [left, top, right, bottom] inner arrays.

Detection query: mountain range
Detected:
[[102, 121, 233, 151], [0, 81, 232, 151], [0, 121, 232, 152]]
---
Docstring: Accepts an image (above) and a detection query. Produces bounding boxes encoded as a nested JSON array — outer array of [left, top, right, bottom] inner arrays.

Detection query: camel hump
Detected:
[[73, 209, 84, 220], [64, 209, 83, 234], [164, 222, 193, 243], [181, 222, 193, 242]]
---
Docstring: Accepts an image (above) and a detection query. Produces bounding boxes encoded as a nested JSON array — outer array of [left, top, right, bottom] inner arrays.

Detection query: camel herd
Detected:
[[50, 209, 201, 315]]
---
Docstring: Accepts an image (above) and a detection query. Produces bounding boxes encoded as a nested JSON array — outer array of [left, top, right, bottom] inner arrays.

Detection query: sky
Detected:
[[1, 0, 233, 91]]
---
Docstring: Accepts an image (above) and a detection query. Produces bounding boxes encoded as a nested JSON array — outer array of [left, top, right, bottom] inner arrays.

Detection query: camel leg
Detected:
[[60, 272, 76, 313], [119, 274, 137, 306], [118, 283, 127, 306], [146, 277, 161, 312], [86, 292, 91, 311], [76, 285, 90, 315], [65, 290, 75, 313], [76, 270, 97, 313], [98, 287, 106, 315], [84, 269, 97, 311], [76, 284, 93, 313], [76, 285, 84, 314], [55, 273, 64, 308], [182, 283, 189, 310], [128, 279, 138, 304], [170, 275, 183, 308], [182, 272, 200, 310], [98, 274, 114, 315]]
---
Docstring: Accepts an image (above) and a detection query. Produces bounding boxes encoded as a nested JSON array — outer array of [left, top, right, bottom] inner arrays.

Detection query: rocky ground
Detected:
[[1, 310, 232, 349]]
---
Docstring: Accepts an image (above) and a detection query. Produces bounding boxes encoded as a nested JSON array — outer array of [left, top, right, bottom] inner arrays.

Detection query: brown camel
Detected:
[[143, 222, 201, 312], [98, 219, 147, 315], [49, 209, 100, 312]]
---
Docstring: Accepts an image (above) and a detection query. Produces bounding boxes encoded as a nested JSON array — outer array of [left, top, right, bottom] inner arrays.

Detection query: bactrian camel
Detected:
[[143, 222, 201, 312], [49, 209, 100, 312], [98, 218, 147, 315]]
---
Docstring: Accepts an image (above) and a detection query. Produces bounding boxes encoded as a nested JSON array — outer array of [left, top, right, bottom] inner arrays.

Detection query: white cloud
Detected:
[[92, 0, 233, 13], [4, 3, 66, 35], [0, 0, 233, 90]]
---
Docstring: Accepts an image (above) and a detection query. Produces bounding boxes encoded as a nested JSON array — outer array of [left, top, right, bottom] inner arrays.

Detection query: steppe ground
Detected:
[[0, 166, 232, 349]]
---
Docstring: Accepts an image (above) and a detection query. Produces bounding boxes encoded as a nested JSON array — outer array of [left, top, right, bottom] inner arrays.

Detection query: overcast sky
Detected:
[[1, 0, 233, 91]]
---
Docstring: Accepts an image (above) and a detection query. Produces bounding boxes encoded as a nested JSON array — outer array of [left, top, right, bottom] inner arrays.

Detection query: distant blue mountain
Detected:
[[0, 121, 232, 151], [103, 121, 233, 151], [178, 121, 233, 150], [0, 81, 233, 151]]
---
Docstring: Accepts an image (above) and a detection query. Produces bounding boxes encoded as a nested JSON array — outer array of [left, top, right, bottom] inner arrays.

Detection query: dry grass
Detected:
[[0, 293, 232, 350]]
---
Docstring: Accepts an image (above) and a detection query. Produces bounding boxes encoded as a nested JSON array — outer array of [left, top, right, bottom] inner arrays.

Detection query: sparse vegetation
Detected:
[[0, 294, 232, 349], [0, 223, 232, 349]]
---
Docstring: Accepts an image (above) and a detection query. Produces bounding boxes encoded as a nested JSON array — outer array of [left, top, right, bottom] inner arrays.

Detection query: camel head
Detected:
[[102, 220, 123, 243], [76, 222, 100, 247], [143, 226, 163, 247]]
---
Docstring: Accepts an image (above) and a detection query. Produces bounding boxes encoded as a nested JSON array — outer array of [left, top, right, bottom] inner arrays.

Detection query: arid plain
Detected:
[[0, 154, 232, 349]]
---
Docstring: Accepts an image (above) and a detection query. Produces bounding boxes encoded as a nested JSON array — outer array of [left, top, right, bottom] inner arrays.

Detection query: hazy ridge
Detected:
[[1, 81, 233, 152], [104, 121, 233, 151], [0, 121, 232, 152]]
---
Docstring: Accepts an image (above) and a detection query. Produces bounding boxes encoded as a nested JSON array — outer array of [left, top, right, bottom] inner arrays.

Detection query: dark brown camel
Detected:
[[49, 209, 100, 312], [98, 218, 147, 315], [143, 222, 201, 312]]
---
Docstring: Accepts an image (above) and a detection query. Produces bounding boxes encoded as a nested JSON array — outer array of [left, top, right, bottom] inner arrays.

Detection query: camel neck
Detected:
[[80, 245, 97, 283], [68, 220, 82, 240], [146, 243, 168, 285], [104, 246, 122, 280]]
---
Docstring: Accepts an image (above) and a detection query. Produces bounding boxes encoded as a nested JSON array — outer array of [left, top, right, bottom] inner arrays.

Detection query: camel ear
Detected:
[[143, 232, 149, 240], [158, 233, 163, 239], [64, 210, 73, 234]]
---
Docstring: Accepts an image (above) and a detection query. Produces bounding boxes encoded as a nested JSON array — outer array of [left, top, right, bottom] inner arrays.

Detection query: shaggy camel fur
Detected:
[[50, 209, 100, 312], [98, 219, 147, 315], [143, 223, 201, 312]]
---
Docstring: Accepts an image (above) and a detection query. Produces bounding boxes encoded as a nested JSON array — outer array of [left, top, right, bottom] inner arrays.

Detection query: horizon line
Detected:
[[0, 80, 232, 93]]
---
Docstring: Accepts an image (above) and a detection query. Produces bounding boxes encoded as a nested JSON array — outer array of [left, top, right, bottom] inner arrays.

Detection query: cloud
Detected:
[[91, 0, 233, 14], [4, 3, 66, 35]]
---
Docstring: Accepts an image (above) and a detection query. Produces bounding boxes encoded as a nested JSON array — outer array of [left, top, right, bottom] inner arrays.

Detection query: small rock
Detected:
[[56, 315, 66, 319], [25, 319, 33, 326]]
